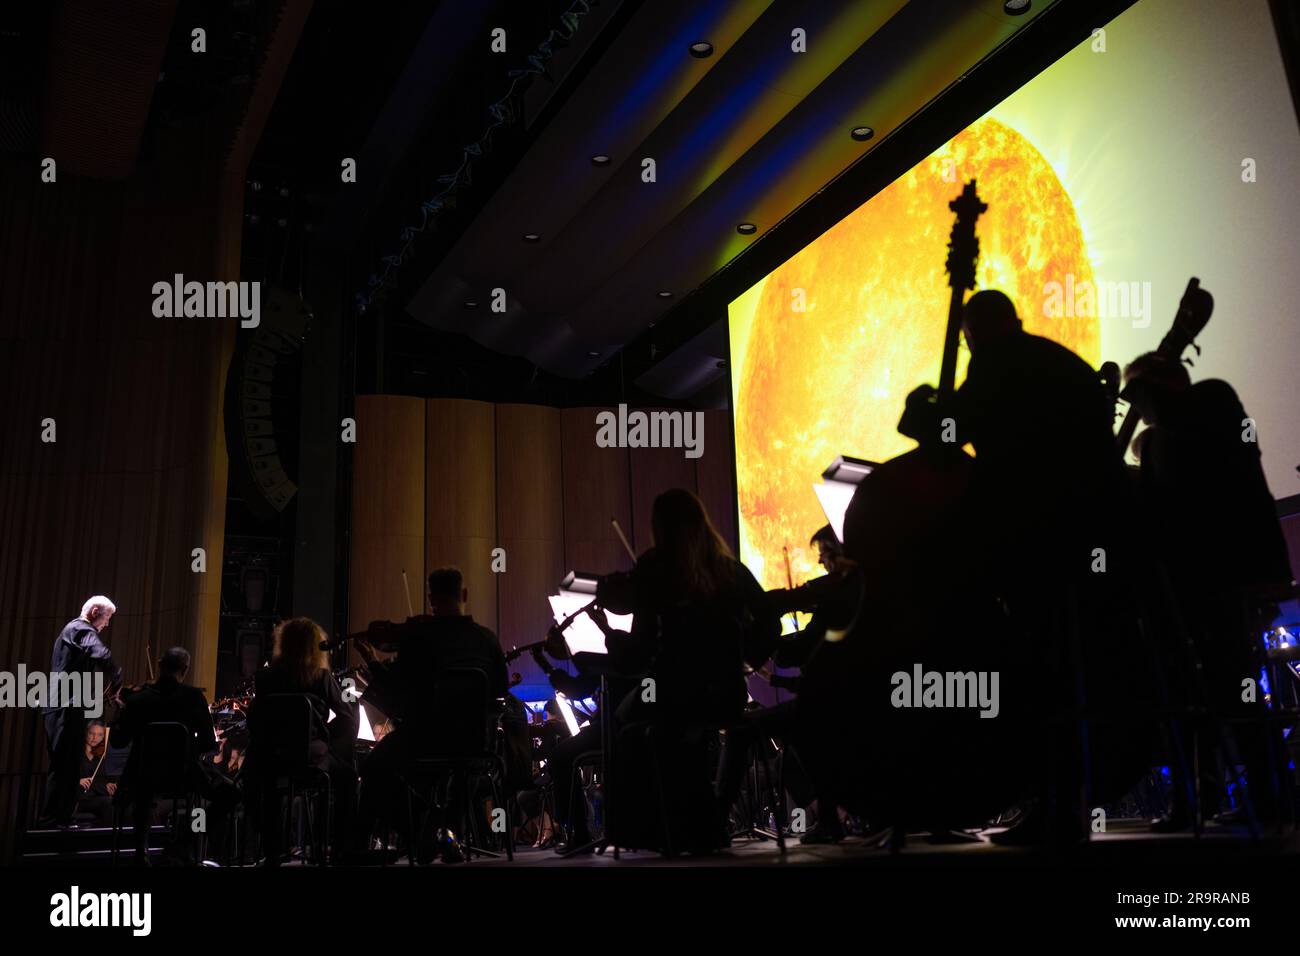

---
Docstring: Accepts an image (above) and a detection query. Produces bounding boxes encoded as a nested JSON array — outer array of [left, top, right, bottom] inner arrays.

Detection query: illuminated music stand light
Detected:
[[548, 571, 628, 859], [813, 455, 876, 542], [547, 570, 632, 656], [554, 693, 582, 737], [328, 704, 377, 742]]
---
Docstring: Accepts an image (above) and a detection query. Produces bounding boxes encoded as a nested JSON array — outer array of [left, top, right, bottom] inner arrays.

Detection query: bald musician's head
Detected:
[[961, 290, 1022, 355]]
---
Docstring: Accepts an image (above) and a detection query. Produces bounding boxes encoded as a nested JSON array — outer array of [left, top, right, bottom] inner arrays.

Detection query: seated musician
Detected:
[[595, 489, 779, 852], [114, 647, 240, 865], [765, 525, 862, 692], [73, 720, 118, 826], [251, 617, 358, 864], [746, 524, 863, 843], [598, 489, 779, 725], [352, 567, 508, 863]]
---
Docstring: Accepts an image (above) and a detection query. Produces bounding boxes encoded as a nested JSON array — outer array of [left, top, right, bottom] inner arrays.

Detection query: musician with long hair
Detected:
[[594, 488, 779, 852], [599, 488, 778, 725], [252, 617, 358, 863], [73, 720, 118, 826]]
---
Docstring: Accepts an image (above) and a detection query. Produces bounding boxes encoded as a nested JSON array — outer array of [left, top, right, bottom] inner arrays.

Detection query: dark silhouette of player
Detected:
[[1124, 352, 1294, 827]]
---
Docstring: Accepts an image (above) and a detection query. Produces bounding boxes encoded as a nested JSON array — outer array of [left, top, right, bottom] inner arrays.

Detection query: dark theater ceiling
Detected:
[[404, 0, 1068, 387], [3, 0, 1135, 404]]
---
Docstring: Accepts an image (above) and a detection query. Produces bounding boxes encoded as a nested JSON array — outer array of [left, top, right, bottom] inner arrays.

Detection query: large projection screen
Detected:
[[728, 0, 1300, 593]]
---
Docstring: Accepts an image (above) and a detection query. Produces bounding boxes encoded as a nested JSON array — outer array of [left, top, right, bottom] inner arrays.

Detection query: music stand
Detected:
[[812, 455, 876, 543], [550, 571, 623, 859]]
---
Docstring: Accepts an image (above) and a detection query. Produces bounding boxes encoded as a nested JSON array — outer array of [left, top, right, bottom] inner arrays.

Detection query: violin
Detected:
[[325, 615, 439, 653]]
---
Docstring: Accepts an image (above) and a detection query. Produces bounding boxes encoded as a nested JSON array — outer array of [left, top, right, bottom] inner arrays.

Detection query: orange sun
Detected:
[[733, 117, 1098, 591]]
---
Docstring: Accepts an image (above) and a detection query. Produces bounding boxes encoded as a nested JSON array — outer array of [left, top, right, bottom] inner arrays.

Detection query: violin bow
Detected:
[[400, 568, 415, 617], [782, 545, 800, 632], [74, 726, 111, 812], [611, 518, 637, 564]]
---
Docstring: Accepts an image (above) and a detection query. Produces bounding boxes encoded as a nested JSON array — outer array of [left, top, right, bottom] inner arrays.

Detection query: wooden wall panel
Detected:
[[561, 407, 634, 576], [628, 409, 700, 554], [426, 399, 498, 632], [496, 405, 564, 656], [695, 409, 738, 551], [348, 396, 425, 634], [347, 401, 746, 690]]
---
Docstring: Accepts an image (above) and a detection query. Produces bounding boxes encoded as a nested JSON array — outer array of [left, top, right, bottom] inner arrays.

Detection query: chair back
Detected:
[[249, 693, 316, 776], [134, 721, 193, 794], [409, 668, 492, 758]]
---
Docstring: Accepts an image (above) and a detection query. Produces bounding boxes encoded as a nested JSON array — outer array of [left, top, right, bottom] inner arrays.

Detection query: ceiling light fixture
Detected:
[[689, 41, 713, 58], [591, 154, 611, 166], [1003, 0, 1032, 15], [523, 233, 541, 242], [657, 290, 674, 299], [737, 222, 757, 235], [850, 126, 874, 142]]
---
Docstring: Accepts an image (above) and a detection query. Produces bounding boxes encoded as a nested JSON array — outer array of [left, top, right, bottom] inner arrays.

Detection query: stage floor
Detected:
[[475, 820, 1300, 867]]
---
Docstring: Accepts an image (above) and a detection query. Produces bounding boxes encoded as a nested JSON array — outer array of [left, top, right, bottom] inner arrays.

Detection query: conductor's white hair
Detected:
[[81, 595, 117, 620]]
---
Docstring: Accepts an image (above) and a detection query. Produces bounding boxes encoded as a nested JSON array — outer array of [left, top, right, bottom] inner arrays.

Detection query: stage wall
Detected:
[[348, 397, 736, 694]]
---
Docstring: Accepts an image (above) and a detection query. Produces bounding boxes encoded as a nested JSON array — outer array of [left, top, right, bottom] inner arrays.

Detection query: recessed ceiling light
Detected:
[[1003, 0, 1032, 15], [737, 222, 757, 235], [588, 351, 600, 357], [591, 154, 611, 166], [523, 233, 541, 242], [851, 126, 874, 142], [689, 41, 713, 58], [657, 290, 674, 299], [463, 300, 479, 309]]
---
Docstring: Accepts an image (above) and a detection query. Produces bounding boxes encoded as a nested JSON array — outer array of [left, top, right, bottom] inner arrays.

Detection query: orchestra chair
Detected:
[[400, 667, 514, 863], [614, 716, 781, 858], [249, 693, 334, 865], [566, 748, 604, 846], [556, 674, 619, 859], [722, 714, 787, 851], [110, 721, 200, 866]]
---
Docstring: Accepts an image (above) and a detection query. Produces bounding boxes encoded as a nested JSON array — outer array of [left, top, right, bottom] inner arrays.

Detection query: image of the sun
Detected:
[[731, 116, 1099, 591]]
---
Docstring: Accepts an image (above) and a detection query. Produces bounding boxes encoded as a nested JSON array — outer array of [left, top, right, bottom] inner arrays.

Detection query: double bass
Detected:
[[797, 182, 1030, 829]]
